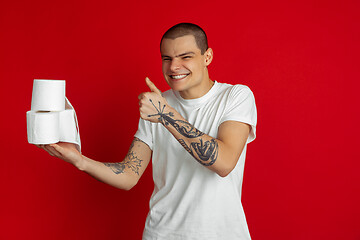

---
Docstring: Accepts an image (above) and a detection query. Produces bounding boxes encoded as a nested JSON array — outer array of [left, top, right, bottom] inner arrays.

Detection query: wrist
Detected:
[[162, 106, 177, 125], [74, 155, 87, 171], [167, 106, 178, 117]]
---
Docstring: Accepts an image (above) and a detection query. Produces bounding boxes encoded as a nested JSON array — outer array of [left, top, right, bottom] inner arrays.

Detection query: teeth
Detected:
[[171, 74, 188, 79]]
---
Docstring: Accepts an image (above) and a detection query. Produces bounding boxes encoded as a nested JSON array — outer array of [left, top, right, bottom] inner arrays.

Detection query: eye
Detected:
[[162, 58, 171, 61], [182, 56, 192, 59]]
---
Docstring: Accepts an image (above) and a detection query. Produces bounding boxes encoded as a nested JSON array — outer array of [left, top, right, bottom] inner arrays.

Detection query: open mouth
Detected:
[[169, 74, 190, 80]]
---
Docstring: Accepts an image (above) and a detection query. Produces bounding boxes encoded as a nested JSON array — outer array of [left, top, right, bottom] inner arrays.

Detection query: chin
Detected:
[[169, 81, 189, 92], [165, 78, 183, 90], [169, 85, 182, 92]]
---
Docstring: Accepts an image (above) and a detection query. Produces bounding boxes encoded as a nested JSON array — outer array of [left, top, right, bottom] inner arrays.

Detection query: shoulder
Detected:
[[215, 82, 254, 99]]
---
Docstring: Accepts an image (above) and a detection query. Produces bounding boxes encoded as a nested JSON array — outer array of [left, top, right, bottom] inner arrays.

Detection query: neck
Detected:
[[179, 78, 214, 99]]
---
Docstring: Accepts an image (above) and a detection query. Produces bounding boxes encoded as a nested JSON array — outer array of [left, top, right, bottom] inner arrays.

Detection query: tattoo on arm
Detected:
[[129, 137, 146, 149], [103, 162, 126, 174], [148, 99, 218, 166], [103, 137, 144, 175], [178, 138, 218, 166], [148, 100, 204, 138], [178, 139, 192, 155]]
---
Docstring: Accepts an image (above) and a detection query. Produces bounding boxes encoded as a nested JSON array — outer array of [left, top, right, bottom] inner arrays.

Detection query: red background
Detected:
[[1, 0, 359, 239]]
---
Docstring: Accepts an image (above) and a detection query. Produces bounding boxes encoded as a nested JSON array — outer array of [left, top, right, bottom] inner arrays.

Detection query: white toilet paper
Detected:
[[31, 79, 65, 111], [26, 110, 81, 151], [59, 99, 81, 151], [26, 111, 60, 144], [59, 109, 78, 142], [27, 79, 81, 152]]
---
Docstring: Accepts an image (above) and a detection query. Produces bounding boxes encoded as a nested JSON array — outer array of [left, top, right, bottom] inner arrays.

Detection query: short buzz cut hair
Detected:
[[161, 23, 209, 54]]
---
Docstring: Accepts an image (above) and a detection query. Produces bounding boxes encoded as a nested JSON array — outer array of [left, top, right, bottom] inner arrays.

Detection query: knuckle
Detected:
[[144, 92, 152, 98]]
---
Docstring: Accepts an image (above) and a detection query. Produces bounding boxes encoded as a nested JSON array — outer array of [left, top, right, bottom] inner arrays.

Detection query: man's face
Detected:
[[160, 35, 211, 97]]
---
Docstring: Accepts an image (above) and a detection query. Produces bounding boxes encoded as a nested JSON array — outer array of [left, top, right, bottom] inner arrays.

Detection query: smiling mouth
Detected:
[[169, 74, 190, 80]]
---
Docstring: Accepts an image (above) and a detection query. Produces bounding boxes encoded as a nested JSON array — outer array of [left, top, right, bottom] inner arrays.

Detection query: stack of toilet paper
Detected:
[[26, 79, 81, 152]]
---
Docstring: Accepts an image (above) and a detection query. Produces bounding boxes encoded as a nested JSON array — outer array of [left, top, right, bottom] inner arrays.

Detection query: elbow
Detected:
[[117, 178, 139, 191], [123, 181, 138, 191], [214, 152, 242, 177], [217, 170, 231, 178], [122, 184, 133, 191], [216, 166, 235, 178], [218, 172, 228, 178]]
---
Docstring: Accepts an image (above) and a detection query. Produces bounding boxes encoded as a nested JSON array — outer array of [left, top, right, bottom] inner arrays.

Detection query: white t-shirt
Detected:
[[135, 81, 257, 240]]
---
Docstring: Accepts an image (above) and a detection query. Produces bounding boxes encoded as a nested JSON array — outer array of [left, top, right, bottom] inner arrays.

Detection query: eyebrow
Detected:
[[161, 52, 195, 58]]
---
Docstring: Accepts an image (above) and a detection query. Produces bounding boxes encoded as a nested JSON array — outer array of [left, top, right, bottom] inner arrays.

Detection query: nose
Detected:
[[170, 58, 181, 72]]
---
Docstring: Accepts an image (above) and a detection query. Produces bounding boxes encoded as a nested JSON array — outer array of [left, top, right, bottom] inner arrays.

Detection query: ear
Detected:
[[204, 48, 213, 67]]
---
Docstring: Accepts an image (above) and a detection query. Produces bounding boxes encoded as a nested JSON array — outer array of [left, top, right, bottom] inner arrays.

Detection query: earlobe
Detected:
[[205, 48, 213, 66]]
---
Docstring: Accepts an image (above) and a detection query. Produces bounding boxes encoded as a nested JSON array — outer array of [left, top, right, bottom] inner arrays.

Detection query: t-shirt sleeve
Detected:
[[134, 118, 153, 150], [219, 85, 257, 144]]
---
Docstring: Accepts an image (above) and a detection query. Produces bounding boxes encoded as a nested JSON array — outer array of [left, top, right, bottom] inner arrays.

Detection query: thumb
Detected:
[[145, 77, 162, 95]]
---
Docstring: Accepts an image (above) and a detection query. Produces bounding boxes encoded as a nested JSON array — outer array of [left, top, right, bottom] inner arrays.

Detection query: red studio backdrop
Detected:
[[0, 0, 359, 239]]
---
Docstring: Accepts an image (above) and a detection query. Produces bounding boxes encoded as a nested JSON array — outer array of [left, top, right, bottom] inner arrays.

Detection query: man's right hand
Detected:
[[37, 142, 84, 170]]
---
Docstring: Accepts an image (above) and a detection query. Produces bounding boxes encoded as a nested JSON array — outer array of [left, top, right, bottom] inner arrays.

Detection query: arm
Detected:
[[139, 78, 250, 177], [160, 111, 249, 177], [39, 137, 152, 190]]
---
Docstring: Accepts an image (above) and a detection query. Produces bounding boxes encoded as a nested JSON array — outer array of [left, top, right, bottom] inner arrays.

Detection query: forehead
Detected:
[[160, 35, 201, 56]]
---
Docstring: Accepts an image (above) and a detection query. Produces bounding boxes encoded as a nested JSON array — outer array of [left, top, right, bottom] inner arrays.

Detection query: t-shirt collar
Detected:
[[173, 81, 219, 107]]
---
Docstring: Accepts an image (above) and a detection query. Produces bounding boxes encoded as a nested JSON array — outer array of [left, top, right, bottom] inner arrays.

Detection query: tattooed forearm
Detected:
[[103, 138, 144, 175], [191, 138, 218, 166], [168, 119, 204, 138], [178, 138, 219, 166], [178, 139, 193, 155], [148, 99, 218, 166], [148, 100, 204, 138]]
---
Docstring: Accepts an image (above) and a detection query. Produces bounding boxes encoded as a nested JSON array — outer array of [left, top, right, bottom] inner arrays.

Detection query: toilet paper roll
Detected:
[[26, 111, 60, 144], [26, 108, 81, 151], [31, 79, 65, 111]]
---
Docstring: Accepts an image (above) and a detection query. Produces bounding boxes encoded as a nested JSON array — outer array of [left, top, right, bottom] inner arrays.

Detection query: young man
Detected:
[[39, 23, 257, 239]]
